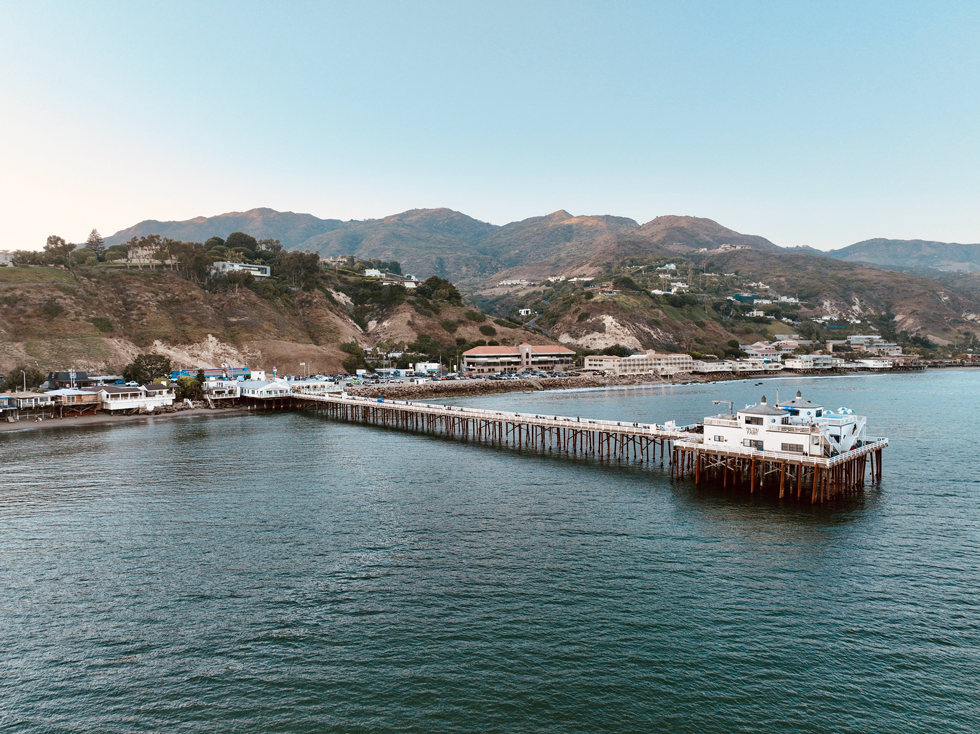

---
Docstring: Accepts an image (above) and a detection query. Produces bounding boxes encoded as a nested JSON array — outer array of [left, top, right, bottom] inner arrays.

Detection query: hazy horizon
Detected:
[[2, 1, 978, 251]]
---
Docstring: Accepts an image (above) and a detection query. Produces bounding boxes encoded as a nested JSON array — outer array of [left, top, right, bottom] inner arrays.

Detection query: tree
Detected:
[[85, 229, 105, 259], [416, 276, 463, 305], [175, 375, 203, 400], [601, 344, 633, 357], [225, 231, 259, 253], [0, 365, 46, 392], [279, 251, 321, 289], [105, 244, 129, 263], [44, 235, 76, 265], [122, 354, 172, 385]]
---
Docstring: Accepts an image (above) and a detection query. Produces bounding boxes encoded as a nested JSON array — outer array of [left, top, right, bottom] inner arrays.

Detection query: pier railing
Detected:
[[297, 393, 699, 439]]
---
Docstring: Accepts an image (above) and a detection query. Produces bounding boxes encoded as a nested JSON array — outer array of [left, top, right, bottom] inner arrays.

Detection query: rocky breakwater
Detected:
[[346, 373, 692, 400]]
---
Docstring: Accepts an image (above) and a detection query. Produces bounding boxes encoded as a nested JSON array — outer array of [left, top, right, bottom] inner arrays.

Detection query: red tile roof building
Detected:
[[462, 344, 576, 373]]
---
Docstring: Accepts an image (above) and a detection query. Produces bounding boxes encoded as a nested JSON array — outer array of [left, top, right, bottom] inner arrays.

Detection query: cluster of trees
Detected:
[[14, 230, 106, 268], [0, 365, 46, 392], [121, 354, 203, 398], [121, 354, 172, 385]]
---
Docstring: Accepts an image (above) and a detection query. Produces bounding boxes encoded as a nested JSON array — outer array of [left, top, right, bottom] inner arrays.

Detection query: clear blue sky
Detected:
[[2, 1, 978, 250]]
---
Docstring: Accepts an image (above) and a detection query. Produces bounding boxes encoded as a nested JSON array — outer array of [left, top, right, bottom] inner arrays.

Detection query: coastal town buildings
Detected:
[[461, 344, 576, 374], [583, 351, 694, 376]]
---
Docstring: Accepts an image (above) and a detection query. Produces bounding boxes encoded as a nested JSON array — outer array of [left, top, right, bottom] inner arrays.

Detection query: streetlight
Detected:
[[713, 399, 734, 416]]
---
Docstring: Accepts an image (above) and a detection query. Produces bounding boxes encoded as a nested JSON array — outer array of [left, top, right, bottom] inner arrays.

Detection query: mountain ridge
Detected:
[[826, 238, 980, 272]]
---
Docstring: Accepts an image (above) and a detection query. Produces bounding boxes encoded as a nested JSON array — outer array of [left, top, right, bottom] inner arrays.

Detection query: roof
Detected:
[[518, 344, 576, 355], [463, 346, 521, 356], [143, 383, 172, 392], [776, 391, 824, 410], [46, 388, 100, 396], [99, 385, 144, 394], [4, 391, 52, 399], [739, 398, 788, 416], [239, 379, 289, 388]]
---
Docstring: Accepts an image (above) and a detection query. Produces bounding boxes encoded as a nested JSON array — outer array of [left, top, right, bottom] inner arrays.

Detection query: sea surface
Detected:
[[1, 371, 978, 732]]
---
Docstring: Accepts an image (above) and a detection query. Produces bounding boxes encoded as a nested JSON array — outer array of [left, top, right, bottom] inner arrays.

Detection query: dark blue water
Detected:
[[2, 371, 978, 732]]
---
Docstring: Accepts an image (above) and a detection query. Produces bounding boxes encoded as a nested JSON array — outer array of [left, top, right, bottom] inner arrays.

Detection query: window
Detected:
[[742, 439, 764, 449], [745, 416, 763, 425], [713, 435, 726, 442], [781, 443, 804, 453], [815, 410, 822, 417]]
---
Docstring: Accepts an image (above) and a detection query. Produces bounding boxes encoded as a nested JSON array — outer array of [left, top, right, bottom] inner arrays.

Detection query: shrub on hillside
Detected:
[[91, 317, 114, 333]]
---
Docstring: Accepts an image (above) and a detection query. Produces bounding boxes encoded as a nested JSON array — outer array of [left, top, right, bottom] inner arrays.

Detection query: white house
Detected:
[[99, 384, 174, 412], [204, 379, 241, 400], [783, 354, 837, 371], [855, 358, 893, 370], [364, 269, 383, 277], [691, 360, 735, 374], [211, 261, 271, 278], [702, 392, 868, 458]]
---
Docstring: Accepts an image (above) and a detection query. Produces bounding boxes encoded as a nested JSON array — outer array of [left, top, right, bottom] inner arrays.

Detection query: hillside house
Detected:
[[211, 261, 271, 278]]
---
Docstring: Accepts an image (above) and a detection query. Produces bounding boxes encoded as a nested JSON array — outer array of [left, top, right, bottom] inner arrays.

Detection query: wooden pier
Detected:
[[296, 393, 691, 464], [292, 394, 887, 503], [671, 437, 887, 503]]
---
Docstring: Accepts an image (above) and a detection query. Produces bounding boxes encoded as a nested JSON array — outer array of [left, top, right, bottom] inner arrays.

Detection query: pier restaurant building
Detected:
[[703, 392, 868, 458]]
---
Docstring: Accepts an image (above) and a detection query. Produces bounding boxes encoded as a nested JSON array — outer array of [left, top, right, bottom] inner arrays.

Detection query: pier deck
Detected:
[[296, 393, 693, 463], [292, 394, 887, 502]]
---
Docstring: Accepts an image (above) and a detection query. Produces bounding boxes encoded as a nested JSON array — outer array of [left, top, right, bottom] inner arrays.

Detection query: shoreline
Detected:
[[0, 366, 939, 435], [345, 367, 928, 401], [0, 406, 251, 435]]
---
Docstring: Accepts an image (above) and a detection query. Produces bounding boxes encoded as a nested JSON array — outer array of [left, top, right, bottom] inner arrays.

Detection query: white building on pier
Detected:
[[702, 391, 868, 458]]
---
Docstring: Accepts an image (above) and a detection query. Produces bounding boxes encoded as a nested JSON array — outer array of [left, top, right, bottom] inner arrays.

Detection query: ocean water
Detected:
[[1, 371, 978, 732]]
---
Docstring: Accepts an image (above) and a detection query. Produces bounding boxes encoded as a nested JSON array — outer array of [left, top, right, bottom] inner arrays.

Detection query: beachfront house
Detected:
[[99, 384, 175, 413], [5, 391, 55, 415], [0, 393, 17, 420], [46, 388, 102, 416]]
